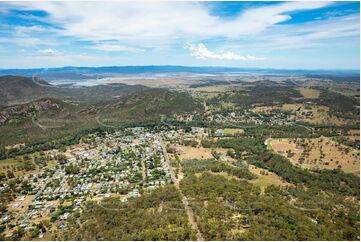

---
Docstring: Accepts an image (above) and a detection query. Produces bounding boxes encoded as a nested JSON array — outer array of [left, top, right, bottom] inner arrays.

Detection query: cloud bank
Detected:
[[5, 1, 334, 47], [185, 43, 264, 61], [90, 44, 143, 53], [0, 1, 359, 69]]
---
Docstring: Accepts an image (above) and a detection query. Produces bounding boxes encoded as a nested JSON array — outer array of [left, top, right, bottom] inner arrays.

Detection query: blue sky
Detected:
[[0, 1, 359, 69]]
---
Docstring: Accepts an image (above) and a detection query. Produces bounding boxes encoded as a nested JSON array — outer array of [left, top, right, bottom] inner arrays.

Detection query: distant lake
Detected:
[[46, 79, 100, 86]]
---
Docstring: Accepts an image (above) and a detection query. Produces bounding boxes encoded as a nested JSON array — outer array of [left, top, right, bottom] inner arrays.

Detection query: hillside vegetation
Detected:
[[0, 76, 201, 149]]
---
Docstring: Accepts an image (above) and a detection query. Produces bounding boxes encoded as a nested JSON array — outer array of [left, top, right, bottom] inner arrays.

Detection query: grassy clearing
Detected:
[[177, 146, 228, 160], [284, 104, 353, 125], [223, 128, 244, 135], [0, 150, 57, 177], [207, 171, 241, 181], [190, 85, 230, 92], [252, 103, 354, 126], [249, 165, 290, 190], [296, 87, 320, 99]]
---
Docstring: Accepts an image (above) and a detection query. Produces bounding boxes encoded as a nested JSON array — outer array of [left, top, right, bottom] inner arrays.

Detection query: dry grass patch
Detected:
[[223, 128, 245, 135], [189, 91, 219, 100], [252, 103, 353, 126], [208, 171, 240, 180], [347, 129, 360, 141], [249, 165, 290, 190], [348, 129, 360, 136], [190, 85, 230, 92], [251, 106, 275, 113], [178, 146, 228, 160], [296, 87, 320, 99], [0, 153, 57, 178], [269, 137, 359, 175], [7, 195, 35, 213], [283, 104, 353, 125]]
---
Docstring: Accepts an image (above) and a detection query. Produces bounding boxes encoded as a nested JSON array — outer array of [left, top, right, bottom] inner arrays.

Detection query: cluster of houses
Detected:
[[206, 109, 293, 126], [1, 128, 172, 238]]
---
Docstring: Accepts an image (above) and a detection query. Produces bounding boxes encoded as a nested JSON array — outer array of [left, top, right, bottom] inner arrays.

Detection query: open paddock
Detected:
[[252, 103, 354, 126], [179, 146, 228, 161], [269, 137, 359, 175], [223, 128, 245, 135], [295, 87, 320, 99]]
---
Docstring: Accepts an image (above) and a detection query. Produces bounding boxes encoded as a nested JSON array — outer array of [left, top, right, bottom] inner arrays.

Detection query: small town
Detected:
[[0, 1, 360, 239], [1, 128, 173, 238]]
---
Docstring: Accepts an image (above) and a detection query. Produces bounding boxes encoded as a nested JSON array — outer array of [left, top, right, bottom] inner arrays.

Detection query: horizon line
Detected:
[[0, 65, 359, 72]]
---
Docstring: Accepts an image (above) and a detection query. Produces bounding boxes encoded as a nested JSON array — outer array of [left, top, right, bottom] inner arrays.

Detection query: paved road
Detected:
[[158, 136, 204, 241]]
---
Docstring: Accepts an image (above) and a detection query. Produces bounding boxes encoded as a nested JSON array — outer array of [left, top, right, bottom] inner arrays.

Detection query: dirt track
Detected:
[[158, 136, 204, 241]]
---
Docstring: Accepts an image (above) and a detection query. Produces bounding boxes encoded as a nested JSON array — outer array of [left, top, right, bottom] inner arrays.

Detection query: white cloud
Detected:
[[209, 1, 333, 38], [2, 1, 359, 68], [41, 48, 55, 54], [0, 52, 106, 68], [38, 48, 57, 56], [0, 24, 63, 47], [220, 13, 359, 55], [185, 43, 264, 61], [0, 37, 42, 47], [6, 1, 333, 47], [90, 44, 143, 53], [14, 25, 49, 36]]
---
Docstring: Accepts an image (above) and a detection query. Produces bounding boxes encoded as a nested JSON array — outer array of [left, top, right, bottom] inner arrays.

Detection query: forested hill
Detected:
[[0, 76, 202, 148], [0, 75, 148, 105], [0, 76, 53, 106], [96, 88, 202, 122]]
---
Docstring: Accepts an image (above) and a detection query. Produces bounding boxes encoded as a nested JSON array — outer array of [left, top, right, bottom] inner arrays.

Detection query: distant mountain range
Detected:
[[0, 65, 359, 77]]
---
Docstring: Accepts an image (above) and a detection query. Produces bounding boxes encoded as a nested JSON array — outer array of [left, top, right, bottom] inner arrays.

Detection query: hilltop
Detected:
[[0, 75, 148, 105]]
